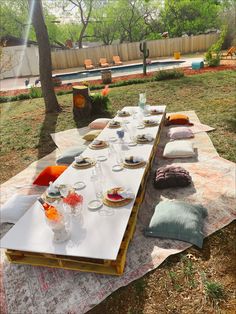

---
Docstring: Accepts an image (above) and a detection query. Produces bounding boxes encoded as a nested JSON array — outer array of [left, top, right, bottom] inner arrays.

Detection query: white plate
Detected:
[[97, 155, 107, 161], [137, 124, 145, 129], [88, 200, 103, 210], [109, 136, 117, 142], [73, 181, 86, 190], [128, 141, 137, 147], [112, 164, 123, 172]]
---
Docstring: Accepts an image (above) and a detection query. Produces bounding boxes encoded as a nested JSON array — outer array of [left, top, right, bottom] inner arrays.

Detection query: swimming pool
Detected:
[[55, 60, 185, 82]]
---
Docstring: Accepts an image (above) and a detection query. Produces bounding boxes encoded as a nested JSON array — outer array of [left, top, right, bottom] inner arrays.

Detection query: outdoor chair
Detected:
[[99, 58, 109, 67], [113, 55, 123, 66], [84, 59, 94, 70], [220, 46, 236, 59]]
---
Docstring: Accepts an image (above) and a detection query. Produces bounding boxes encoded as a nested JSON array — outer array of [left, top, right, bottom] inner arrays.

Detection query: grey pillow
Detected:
[[145, 200, 208, 248], [56, 145, 87, 165]]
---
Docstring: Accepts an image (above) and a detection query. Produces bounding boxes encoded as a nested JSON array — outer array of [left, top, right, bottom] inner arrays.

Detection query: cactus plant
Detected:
[[139, 41, 150, 75]]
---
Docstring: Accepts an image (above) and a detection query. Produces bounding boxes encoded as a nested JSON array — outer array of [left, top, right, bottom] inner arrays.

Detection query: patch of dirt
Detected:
[[1, 64, 235, 97], [0, 149, 38, 183]]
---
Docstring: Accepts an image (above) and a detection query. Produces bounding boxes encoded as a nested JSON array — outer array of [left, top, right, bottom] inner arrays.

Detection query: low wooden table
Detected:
[[1, 106, 166, 275]]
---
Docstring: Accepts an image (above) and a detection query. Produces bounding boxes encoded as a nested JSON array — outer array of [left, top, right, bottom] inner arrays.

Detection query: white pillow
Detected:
[[163, 140, 195, 158], [0, 194, 39, 224], [168, 127, 194, 140]]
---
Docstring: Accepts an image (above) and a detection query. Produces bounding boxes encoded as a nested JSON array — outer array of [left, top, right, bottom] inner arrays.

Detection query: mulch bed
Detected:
[[1, 64, 236, 97]]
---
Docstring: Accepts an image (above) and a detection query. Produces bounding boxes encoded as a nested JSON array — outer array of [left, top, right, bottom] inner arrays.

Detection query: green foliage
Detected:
[[204, 281, 225, 300], [160, 0, 221, 37], [90, 94, 111, 115], [18, 93, 31, 100], [153, 70, 184, 81], [205, 53, 220, 67], [205, 26, 227, 67], [29, 86, 43, 98]]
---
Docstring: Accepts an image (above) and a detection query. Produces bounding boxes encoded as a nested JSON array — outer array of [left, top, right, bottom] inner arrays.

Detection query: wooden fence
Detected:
[[51, 33, 219, 70]]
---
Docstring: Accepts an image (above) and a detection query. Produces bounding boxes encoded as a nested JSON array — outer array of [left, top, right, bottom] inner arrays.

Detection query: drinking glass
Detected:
[[139, 93, 146, 110], [116, 129, 125, 143], [91, 169, 103, 199], [127, 124, 137, 143]]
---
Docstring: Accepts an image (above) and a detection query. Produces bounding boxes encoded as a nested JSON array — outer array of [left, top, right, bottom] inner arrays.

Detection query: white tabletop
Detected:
[[1, 106, 166, 260]]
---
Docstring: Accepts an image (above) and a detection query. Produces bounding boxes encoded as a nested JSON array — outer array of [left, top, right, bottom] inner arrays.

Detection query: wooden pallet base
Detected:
[[5, 117, 165, 275]]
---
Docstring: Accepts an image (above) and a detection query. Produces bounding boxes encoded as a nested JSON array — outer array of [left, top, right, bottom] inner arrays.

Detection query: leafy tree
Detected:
[[89, 2, 120, 45], [0, 0, 34, 39], [115, 0, 156, 42], [218, 0, 236, 47], [57, 0, 97, 48], [160, 0, 221, 37]]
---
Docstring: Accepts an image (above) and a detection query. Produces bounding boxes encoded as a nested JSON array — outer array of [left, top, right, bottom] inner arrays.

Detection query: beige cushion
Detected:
[[89, 118, 111, 129], [82, 130, 102, 141], [163, 140, 195, 158]]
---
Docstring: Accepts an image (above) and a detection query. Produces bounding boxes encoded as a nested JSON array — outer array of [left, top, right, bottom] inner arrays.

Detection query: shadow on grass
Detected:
[[37, 112, 59, 159]]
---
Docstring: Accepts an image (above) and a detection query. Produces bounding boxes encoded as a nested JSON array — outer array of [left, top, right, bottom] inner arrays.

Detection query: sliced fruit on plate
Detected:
[[106, 187, 125, 202]]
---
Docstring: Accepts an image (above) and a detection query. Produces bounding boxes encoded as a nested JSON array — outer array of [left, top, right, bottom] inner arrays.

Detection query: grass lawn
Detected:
[[0, 70, 235, 313]]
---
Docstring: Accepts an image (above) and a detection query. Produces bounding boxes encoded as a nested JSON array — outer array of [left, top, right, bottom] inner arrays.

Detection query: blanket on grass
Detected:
[[0, 111, 235, 314]]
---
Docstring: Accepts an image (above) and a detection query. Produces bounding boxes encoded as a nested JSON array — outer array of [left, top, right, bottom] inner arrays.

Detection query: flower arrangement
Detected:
[[63, 192, 83, 216], [63, 192, 83, 207]]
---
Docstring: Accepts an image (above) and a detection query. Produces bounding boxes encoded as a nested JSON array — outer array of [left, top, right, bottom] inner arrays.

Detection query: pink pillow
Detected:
[[168, 127, 194, 140], [89, 118, 111, 129]]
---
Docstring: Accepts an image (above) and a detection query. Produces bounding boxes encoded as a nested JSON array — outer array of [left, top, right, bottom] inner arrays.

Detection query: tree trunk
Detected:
[[28, 0, 61, 113], [78, 24, 87, 49]]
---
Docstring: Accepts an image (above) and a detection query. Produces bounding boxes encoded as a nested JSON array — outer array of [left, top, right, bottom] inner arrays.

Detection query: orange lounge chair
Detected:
[[221, 46, 236, 59], [84, 59, 94, 70], [113, 55, 123, 66], [226, 47, 236, 57], [99, 58, 109, 67]]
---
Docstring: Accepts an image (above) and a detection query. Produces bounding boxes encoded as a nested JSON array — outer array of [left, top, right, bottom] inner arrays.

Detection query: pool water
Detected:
[[56, 60, 184, 81]]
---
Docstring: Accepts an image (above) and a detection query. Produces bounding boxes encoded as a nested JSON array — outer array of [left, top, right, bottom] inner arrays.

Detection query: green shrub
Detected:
[[0, 96, 9, 103], [153, 70, 184, 81], [90, 94, 110, 115], [57, 90, 72, 96], [29, 86, 42, 98], [17, 93, 30, 100], [205, 26, 227, 67]]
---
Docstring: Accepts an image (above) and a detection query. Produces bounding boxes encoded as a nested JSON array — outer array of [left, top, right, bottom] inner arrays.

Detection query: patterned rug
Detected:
[[0, 111, 235, 314]]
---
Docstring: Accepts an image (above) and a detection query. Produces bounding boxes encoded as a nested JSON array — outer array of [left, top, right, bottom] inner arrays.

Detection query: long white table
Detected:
[[1, 106, 166, 263]]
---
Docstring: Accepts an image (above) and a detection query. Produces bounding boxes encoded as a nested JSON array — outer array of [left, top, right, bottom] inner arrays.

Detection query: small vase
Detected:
[[45, 201, 71, 243]]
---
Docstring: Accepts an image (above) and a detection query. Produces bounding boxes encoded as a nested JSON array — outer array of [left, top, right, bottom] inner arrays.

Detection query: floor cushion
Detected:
[[166, 114, 193, 126], [154, 165, 192, 189], [163, 140, 195, 158], [168, 127, 194, 140], [0, 194, 39, 224], [33, 165, 68, 186], [56, 145, 87, 165], [145, 200, 208, 248], [82, 130, 102, 141], [89, 118, 111, 129]]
